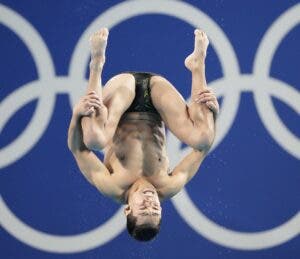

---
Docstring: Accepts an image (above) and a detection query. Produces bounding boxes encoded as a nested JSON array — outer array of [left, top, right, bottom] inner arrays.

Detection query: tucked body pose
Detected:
[[68, 28, 219, 241]]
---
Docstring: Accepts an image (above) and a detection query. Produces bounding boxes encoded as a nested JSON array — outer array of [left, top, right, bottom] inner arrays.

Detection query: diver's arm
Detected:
[[159, 149, 206, 199], [68, 111, 109, 185], [67, 97, 119, 197]]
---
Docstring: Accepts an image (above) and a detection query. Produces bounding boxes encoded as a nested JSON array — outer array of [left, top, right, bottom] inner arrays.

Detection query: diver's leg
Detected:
[[81, 28, 135, 150], [151, 29, 216, 151], [86, 28, 108, 98], [183, 29, 215, 126]]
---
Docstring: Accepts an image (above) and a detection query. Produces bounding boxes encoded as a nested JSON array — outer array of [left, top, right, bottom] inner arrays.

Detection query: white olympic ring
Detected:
[[0, 0, 299, 253]]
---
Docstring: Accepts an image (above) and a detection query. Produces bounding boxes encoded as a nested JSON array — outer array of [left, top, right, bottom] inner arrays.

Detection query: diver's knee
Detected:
[[189, 130, 214, 152], [83, 129, 107, 150]]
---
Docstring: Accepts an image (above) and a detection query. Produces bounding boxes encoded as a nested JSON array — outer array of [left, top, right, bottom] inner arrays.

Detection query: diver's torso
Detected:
[[103, 112, 170, 193]]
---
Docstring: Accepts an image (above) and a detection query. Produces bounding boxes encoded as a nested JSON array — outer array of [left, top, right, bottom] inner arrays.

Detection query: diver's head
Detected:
[[124, 179, 162, 241]]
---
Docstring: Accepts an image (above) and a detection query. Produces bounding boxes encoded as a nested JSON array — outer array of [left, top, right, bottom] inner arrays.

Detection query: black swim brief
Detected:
[[125, 72, 160, 115]]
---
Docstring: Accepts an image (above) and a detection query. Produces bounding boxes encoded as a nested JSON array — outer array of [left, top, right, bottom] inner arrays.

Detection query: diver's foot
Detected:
[[184, 29, 209, 71], [89, 28, 109, 67]]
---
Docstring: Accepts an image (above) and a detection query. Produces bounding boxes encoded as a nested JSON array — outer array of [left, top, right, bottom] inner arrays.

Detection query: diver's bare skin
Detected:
[[68, 28, 218, 205], [150, 29, 217, 150], [81, 29, 136, 150], [87, 28, 108, 97]]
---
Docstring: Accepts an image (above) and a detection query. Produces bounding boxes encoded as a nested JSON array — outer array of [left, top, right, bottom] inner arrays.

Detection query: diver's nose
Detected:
[[144, 200, 151, 206]]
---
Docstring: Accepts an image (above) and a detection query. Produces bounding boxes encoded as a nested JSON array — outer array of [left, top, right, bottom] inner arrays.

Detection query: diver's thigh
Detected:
[[150, 75, 197, 145], [102, 73, 135, 102], [103, 73, 135, 121]]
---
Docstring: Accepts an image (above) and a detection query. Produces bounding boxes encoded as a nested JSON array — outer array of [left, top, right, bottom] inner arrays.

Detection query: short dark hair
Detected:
[[126, 212, 161, 242]]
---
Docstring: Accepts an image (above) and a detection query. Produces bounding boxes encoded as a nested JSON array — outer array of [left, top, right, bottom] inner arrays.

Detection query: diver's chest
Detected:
[[105, 149, 168, 179]]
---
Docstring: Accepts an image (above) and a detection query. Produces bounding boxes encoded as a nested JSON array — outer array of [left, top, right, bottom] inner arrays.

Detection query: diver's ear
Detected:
[[124, 204, 131, 216]]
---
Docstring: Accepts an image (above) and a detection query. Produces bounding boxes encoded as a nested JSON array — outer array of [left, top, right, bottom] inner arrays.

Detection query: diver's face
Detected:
[[125, 186, 162, 225]]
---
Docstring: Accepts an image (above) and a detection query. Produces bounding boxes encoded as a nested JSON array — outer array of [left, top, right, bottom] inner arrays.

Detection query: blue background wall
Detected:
[[0, 0, 299, 258]]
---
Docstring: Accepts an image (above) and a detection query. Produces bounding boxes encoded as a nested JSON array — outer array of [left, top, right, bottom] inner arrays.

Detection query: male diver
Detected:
[[68, 28, 219, 241]]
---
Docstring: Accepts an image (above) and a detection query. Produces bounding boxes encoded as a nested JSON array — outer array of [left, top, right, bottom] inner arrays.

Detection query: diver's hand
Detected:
[[194, 88, 219, 116], [73, 91, 103, 117]]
